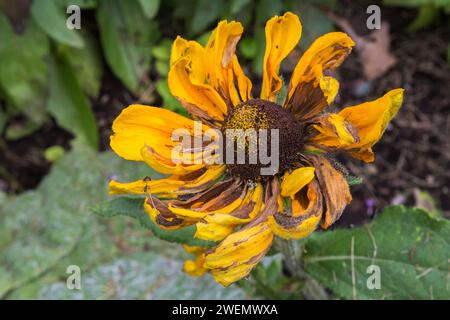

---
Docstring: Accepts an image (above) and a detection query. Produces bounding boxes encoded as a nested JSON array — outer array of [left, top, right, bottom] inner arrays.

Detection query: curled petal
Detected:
[[168, 179, 244, 222], [144, 196, 191, 230], [205, 21, 243, 86], [309, 155, 352, 229], [170, 36, 204, 68], [268, 180, 323, 239], [204, 222, 274, 286], [310, 113, 359, 148], [195, 183, 264, 241], [310, 89, 404, 162], [280, 166, 315, 198], [203, 179, 279, 286], [286, 32, 355, 119], [261, 12, 302, 101]]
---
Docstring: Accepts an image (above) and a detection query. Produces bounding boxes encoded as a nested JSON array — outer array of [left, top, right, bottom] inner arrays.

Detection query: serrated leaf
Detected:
[[93, 196, 216, 247], [31, 0, 84, 48], [304, 206, 450, 299], [47, 55, 98, 148], [97, 0, 159, 93]]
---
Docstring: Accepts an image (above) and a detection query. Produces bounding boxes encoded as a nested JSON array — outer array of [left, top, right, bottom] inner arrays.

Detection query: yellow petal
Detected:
[[170, 36, 204, 68], [183, 256, 207, 277], [110, 104, 210, 161], [320, 76, 339, 104], [182, 245, 208, 277], [286, 32, 354, 119], [268, 180, 322, 239], [310, 89, 404, 162], [280, 167, 315, 198], [261, 12, 302, 101], [168, 58, 227, 121], [231, 56, 253, 102], [338, 88, 404, 151], [195, 183, 264, 241], [205, 21, 243, 86], [109, 178, 182, 196], [144, 197, 191, 230], [168, 179, 244, 222], [141, 145, 207, 175], [204, 222, 274, 286], [310, 113, 358, 148]]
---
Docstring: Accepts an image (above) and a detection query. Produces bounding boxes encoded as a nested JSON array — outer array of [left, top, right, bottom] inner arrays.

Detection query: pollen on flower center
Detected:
[[221, 99, 304, 180]]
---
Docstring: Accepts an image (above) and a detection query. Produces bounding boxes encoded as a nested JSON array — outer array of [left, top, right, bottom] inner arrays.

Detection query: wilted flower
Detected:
[[109, 12, 404, 286]]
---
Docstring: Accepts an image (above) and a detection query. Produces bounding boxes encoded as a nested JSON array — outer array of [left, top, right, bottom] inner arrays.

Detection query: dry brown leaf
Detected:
[[328, 14, 397, 80]]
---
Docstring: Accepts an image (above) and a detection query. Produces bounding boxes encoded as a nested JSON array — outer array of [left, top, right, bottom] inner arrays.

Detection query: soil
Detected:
[[1, 1, 449, 224]]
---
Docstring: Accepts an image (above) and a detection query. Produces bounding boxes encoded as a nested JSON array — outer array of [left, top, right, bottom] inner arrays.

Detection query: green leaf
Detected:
[[151, 39, 172, 61], [138, 0, 160, 19], [47, 55, 99, 148], [239, 37, 257, 59], [190, 0, 222, 35], [57, 31, 103, 97], [38, 251, 247, 299], [31, 0, 84, 48], [155, 60, 169, 76], [383, 0, 450, 9], [303, 206, 450, 299], [345, 175, 364, 186], [0, 146, 155, 298], [0, 13, 49, 127], [97, 0, 159, 93], [296, 4, 335, 50], [408, 4, 440, 31], [230, 0, 252, 14], [155, 79, 188, 117], [5, 120, 42, 141], [58, 0, 98, 9], [92, 196, 216, 247]]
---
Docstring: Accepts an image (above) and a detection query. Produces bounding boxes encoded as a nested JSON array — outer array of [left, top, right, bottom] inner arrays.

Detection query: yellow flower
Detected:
[[109, 12, 404, 286]]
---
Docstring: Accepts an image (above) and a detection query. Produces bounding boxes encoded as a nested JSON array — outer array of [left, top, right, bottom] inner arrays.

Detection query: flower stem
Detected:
[[275, 237, 329, 300]]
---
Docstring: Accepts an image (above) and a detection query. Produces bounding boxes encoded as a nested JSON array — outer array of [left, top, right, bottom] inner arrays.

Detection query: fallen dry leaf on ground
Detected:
[[328, 13, 397, 81]]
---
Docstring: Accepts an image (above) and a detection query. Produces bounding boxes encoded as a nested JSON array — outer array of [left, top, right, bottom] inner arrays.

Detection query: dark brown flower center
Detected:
[[221, 99, 304, 180]]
